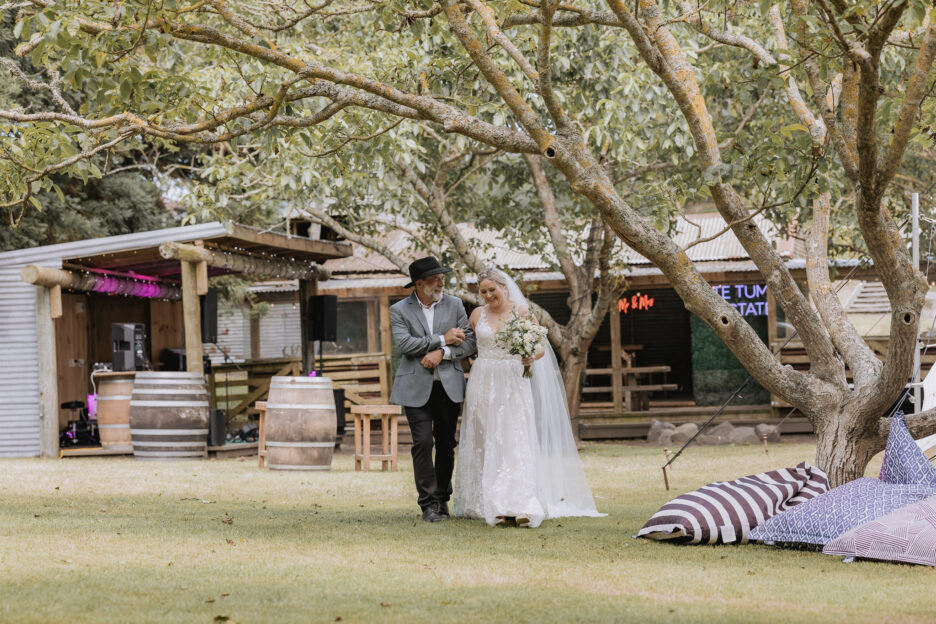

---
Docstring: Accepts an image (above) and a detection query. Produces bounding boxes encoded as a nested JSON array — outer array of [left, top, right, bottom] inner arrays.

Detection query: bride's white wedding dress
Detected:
[[454, 307, 546, 527], [454, 305, 604, 527]]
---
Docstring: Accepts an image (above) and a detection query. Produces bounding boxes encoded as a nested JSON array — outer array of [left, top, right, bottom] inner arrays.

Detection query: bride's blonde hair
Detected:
[[477, 267, 511, 300]]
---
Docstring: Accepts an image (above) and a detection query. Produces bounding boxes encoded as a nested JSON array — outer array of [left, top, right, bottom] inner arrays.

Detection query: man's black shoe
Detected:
[[422, 506, 443, 523], [438, 502, 450, 518]]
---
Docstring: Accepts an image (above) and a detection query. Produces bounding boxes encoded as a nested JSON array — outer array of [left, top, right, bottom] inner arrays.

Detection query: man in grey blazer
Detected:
[[390, 257, 476, 522]]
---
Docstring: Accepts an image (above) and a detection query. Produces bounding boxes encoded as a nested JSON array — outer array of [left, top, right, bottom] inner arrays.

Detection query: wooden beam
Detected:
[[21, 265, 181, 300], [36, 286, 59, 458], [223, 222, 352, 259], [180, 261, 204, 375], [159, 242, 330, 281]]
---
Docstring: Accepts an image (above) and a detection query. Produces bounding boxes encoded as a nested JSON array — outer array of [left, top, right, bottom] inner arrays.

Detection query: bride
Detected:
[[453, 267, 604, 527]]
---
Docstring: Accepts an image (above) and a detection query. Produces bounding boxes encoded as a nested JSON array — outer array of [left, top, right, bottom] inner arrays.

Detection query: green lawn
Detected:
[[0, 442, 931, 623]]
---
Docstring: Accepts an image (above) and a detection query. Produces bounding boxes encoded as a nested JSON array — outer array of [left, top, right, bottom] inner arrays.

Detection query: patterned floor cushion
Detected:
[[635, 462, 829, 545], [822, 494, 936, 566], [879, 411, 936, 488], [748, 477, 936, 548]]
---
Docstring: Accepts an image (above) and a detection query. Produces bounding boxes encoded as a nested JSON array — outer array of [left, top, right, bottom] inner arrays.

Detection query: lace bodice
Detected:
[[475, 307, 516, 361]]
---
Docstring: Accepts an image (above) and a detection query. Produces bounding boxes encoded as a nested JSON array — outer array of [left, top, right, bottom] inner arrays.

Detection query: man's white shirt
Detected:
[[418, 297, 452, 380]]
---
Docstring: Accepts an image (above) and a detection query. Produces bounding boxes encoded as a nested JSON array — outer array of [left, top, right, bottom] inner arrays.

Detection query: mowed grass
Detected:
[[0, 442, 932, 624]]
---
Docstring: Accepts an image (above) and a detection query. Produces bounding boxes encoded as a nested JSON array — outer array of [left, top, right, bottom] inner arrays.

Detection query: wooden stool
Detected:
[[350, 404, 401, 472], [256, 401, 267, 468]]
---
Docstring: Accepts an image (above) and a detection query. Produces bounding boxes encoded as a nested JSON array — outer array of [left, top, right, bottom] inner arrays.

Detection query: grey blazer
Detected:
[[389, 293, 476, 407]]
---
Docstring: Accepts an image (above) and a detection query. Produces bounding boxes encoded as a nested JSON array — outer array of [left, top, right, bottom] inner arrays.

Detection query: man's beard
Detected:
[[420, 284, 443, 303]]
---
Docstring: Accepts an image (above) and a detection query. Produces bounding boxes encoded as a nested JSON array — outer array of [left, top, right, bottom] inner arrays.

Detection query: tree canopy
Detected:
[[3, 0, 936, 483]]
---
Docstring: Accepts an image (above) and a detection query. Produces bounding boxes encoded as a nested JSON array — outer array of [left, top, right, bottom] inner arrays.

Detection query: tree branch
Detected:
[[805, 191, 877, 386], [879, 22, 936, 193], [463, 0, 539, 86], [523, 154, 581, 295]]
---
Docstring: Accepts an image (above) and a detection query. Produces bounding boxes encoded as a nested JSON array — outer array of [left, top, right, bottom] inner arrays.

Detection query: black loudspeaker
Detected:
[[208, 409, 226, 446], [112, 323, 148, 371], [200, 288, 218, 344], [308, 295, 338, 342]]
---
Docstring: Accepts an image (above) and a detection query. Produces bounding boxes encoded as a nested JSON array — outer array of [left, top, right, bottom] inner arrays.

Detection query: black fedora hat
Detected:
[[405, 256, 452, 288]]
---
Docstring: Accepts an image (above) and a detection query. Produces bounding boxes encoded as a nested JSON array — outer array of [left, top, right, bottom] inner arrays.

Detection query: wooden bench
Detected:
[[581, 356, 674, 412]]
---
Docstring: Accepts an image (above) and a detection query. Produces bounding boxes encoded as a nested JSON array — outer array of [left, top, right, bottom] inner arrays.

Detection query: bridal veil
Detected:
[[493, 268, 605, 519]]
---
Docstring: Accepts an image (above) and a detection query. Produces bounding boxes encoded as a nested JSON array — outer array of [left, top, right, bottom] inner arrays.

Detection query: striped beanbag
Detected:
[[635, 462, 829, 545]]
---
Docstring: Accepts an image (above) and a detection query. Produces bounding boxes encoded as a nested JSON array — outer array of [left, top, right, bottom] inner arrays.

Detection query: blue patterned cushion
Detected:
[[823, 495, 936, 566], [748, 477, 936, 547], [879, 411, 936, 487]]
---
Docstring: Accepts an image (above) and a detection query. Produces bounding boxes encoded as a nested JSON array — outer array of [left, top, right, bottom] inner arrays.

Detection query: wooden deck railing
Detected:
[[209, 353, 392, 418]]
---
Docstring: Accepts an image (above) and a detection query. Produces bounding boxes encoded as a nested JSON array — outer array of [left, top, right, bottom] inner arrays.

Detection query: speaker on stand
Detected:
[[200, 288, 218, 344], [308, 294, 338, 375]]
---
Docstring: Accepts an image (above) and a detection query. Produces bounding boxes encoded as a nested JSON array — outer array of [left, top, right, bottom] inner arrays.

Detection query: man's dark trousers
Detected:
[[406, 380, 460, 511]]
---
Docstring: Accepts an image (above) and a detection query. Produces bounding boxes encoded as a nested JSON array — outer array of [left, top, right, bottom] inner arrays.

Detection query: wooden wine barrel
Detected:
[[129, 371, 209, 460], [265, 376, 336, 471], [95, 372, 134, 450]]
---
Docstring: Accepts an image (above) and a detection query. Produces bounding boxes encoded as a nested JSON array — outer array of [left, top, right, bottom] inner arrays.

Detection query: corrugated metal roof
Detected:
[[324, 213, 799, 277], [0, 222, 231, 268]]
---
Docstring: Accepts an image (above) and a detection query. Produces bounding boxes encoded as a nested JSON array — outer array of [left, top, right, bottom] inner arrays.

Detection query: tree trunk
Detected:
[[560, 351, 589, 443], [813, 411, 883, 488]]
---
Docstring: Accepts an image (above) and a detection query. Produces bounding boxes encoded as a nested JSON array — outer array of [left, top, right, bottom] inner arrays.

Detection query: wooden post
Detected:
[[49, 284, 62, 319], [36, 286, 59, 458], [299, 280, 312, 375], [194, 241, 209, 295], [366, 299, 379, 353], [610, 299, 623, 414], [379, 295, 392, 396], [250, 315, 261, 360], [379, 296, 392, 356], [180, 260, 204, 375]]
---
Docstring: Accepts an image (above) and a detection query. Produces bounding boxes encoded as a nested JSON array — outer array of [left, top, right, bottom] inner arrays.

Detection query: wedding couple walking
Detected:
[[389, 257, 603, 527]]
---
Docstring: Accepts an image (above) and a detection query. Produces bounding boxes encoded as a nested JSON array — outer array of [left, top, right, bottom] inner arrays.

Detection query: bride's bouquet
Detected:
[[495, 310, 548, 378]]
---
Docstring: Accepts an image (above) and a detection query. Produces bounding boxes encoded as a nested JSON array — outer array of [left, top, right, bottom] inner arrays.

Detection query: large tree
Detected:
[[192, 118, 625, 432], [2, 0, 936, 484]]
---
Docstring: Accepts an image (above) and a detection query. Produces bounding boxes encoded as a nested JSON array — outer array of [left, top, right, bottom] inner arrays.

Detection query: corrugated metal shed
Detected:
[[259, 301, 301, 359], [0, 222, 231, 457], [204, 301, 251, 364]]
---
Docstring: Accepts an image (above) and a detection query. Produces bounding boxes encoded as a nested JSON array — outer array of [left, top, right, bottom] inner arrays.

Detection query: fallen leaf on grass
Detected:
[[221, 517, 233, 525], [205, 599, 215, 604], [225, 539, 235, 546], [61, 559, 72, 564], [380, 602, 393, 607], [213, 616, 236, 623], [334, 618, 342, 622], [221, 593, 230, 598]]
